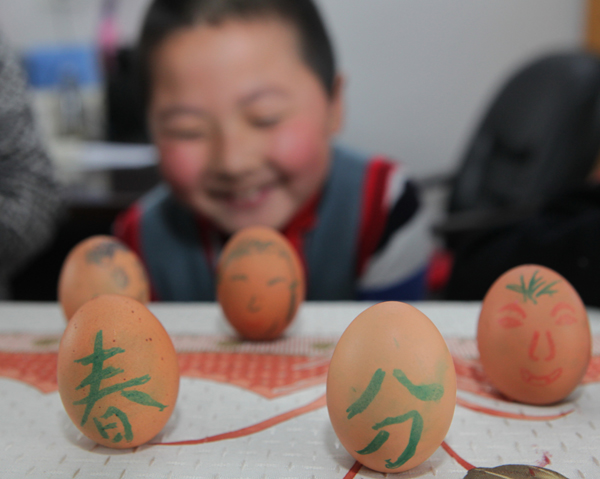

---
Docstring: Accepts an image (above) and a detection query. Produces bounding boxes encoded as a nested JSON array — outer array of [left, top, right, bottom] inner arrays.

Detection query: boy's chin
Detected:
[[185, 191, 304, 234], [199, 205, 295, 235], [212, 214, 290, 235]]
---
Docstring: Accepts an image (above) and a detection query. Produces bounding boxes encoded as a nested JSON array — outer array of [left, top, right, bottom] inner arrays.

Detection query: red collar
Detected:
[[194, 192, 320, 275], [282, 191, 320, 238]]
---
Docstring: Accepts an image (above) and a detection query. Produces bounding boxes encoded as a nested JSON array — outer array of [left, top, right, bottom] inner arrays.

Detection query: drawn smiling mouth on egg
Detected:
[[520, 367, 563, 386]]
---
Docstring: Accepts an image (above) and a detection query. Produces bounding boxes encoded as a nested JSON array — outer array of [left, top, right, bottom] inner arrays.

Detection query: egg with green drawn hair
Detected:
[[478, 264, 591, 405], [326, 301, 456, 472]]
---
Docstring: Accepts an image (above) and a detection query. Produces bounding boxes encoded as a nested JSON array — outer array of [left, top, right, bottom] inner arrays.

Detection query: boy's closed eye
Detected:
[[246, 105, 287, 129], [156, 109, 211, 140], [243, 89, 290, 129], [161, 127, 208, 140], [248, 115, 282, 128]]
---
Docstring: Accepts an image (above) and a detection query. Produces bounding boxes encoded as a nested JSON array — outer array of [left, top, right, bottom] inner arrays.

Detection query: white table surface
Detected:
[[1, 300, 600, 479]]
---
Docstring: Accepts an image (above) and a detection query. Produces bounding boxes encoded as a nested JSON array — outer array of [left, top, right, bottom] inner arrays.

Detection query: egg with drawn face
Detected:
[[478, 264, 591, 405], [58, 235, 151, 320], [216, 226, 305, 340]]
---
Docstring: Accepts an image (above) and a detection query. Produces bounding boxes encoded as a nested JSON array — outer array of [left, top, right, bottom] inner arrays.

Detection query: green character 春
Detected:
[[73, 330, 168, 442]]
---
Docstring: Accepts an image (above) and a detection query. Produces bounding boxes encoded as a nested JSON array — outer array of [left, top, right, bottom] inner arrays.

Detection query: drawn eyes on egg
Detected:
[[497, 301, 578, 329], [229, 274, 286, 286], [267, 276, 286, 286], [498, 314, 577, 328], [230, 274, 248, 282], [555, 314, 577, 326], [498, 316, 524, 328]]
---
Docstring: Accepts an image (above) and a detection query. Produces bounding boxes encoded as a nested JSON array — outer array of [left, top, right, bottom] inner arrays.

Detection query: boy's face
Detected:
[[149, 18, 343, 233]]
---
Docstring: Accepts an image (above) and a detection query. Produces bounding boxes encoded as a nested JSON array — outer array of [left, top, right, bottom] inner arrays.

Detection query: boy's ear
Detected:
[[328, 74, 345, 135]]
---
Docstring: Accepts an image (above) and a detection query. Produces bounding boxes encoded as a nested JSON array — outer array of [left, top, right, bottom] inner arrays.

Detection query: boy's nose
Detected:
[[214, 126, 263, 177]]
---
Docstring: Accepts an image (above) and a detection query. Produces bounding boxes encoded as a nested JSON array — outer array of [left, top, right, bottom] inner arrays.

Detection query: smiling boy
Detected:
[[114, 0, 432, 301]]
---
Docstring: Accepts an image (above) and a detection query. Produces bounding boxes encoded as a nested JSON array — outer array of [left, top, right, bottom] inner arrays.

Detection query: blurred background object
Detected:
[[0, 0, 598, 300], [441, 51, 600, 242], [0, 31, 62, 299], [427, 51, 600, 303], [3, 0, 158, 300]]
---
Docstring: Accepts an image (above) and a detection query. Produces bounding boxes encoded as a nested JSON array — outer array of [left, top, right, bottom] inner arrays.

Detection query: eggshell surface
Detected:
[[326, 301, 456, 473], [478, 264, 591, 405], [216, 226, 305, 340], [57, 294, 179, 448], [58, 235, 150, 320]]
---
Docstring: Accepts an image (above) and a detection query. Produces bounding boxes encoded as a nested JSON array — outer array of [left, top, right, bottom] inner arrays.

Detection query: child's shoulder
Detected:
[[112, 183, 185, 247], [329, 143, 412, 204], [332, 143, 400, 168]]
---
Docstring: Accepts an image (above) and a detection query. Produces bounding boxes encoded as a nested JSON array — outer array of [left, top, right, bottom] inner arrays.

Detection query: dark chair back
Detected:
[[448, 51, 600, 220]]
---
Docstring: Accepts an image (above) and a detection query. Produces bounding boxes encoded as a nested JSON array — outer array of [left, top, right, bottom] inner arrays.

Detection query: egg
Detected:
[[216, 226, 305, 340], [326, 301, 456, 473], [58, 235, 150, 320], [477, 264, 591, 405], [57, 294, 179, 448]]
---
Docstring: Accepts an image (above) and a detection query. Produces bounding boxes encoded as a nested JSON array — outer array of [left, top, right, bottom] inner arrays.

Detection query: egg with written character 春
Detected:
[[58, 235, 150, 320], [478, 264, 591, 405], [57, 294, 179, 448], [327, 302, 456, 473], [216, 226, 305, 340]]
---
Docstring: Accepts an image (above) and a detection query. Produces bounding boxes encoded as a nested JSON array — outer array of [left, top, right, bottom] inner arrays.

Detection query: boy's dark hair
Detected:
[[137, 0, 336, 105]]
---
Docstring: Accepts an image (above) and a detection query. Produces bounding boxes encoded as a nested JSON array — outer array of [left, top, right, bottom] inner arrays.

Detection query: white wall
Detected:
[[0, 0, 587, 177], [319, 0, 587, 178]]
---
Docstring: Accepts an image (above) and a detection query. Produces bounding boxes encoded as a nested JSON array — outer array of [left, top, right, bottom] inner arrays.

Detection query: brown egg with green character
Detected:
[[327, 301, 456, 472], [57, 294, 179, 448]]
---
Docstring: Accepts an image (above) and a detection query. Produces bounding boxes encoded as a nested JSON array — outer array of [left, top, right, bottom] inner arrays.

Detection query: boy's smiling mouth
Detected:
[[208, 183, 276, 209]]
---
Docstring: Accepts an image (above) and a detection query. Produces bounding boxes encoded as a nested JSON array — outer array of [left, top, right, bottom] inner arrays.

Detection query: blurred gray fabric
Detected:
[[0, 33, 62, 299]]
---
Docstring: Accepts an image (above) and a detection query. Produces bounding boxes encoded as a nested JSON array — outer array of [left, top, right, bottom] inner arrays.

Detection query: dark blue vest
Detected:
[[138, 145, 368, 301]]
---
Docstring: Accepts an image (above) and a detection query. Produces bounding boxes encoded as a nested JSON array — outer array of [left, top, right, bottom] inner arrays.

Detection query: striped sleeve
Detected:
[[356, 159, 433, 300]]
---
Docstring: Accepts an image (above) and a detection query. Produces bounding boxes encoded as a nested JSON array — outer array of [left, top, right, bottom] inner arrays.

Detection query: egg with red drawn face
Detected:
[[477, 264, 591, 405]]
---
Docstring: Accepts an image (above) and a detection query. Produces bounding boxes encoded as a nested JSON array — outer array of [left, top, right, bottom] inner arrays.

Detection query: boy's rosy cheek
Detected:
[[158, 144, 204, 190], [271, 120, 328, 172]]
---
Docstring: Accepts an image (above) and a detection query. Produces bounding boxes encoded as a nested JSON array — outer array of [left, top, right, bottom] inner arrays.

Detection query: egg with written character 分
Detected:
[[216, 226, 305, 341], [327, 302, 456, 473], [57, 294, 179, 449], [58, 235, 151, 320], [478, 264, 591, 405]]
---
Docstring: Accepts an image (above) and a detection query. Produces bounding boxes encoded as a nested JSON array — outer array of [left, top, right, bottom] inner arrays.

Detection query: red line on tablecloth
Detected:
[[343, 460, 363, 479], [456, 397, 574, 420], [441, 441, 475, 470], [153, 393, 327, 446]]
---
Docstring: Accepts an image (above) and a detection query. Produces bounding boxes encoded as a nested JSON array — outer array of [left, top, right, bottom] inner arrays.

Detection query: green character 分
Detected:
[[346, 368, 444, 469]]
